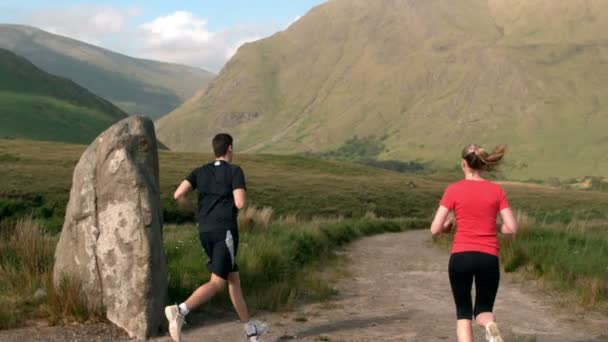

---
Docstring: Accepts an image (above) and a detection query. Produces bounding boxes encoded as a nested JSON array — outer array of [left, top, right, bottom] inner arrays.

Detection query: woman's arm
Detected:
[[499, 208, 518, 234], [430, 206, 452, 236]]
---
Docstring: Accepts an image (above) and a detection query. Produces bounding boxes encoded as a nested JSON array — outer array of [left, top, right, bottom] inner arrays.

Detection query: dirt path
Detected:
[[2, 230, 607, 341], [161, 230, 608, 342]]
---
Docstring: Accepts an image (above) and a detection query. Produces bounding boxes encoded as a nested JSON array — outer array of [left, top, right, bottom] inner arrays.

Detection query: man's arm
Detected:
[[174, 180, 197, 216], [233, 188, 247, 209], [232, 167, 247, 209]]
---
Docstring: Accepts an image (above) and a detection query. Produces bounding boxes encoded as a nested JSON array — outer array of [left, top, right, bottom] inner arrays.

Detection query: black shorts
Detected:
[[448, 251, 500, 320], [199, 228, 239, 280]]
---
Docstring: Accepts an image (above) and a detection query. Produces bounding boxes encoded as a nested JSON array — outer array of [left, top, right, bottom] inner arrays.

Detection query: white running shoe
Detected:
[[245, 320, 269, 342], [165, 305, 185, 342], [485, 322, 504, 342]]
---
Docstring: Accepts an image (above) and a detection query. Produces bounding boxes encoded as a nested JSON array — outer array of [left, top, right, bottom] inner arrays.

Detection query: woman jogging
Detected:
[[430, 144, 518, 342]]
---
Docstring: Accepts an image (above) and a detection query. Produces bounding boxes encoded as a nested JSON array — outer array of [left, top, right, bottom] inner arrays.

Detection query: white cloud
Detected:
[[25, 6, 140, 45], [20, 7, 288, 72], [140, 11, 212, 44], [137, 12, 280, 71]]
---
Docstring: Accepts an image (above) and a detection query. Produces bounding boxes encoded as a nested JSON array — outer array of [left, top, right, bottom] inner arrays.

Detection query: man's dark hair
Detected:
[[212, 133, 233, 157]]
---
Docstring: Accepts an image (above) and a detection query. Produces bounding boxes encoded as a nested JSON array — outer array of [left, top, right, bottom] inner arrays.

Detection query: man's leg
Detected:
[[228, 272, 250, 322], [166, 275, 225, 342], [184, 273, 226, 310], [228, 272, 269, 341]]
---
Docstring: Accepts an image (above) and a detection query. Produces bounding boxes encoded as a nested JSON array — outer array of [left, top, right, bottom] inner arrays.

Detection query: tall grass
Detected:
[[238, 206, 273, 232], [500, 222, 608, 309], [0, 217, 102, 329], [0, 212, 427, 329], [435, 212, 608, 311], [164, 215, 428, 312]]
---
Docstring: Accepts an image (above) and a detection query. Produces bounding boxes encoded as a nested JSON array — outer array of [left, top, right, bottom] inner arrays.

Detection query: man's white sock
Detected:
[[178, 303, 189, 316], [246, 321, 256, 336]]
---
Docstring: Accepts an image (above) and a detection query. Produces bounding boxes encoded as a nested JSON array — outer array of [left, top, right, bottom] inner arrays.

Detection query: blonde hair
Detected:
[[461, 144, 507, 172]]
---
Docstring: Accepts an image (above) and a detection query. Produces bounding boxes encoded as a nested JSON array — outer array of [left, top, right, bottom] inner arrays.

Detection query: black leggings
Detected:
[[448, 252, 500, 320]]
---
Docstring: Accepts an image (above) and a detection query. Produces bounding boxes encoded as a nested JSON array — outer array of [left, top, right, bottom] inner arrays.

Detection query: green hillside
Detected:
[[0, 24, 215, 119], [0, 48, 127, 143], [157, 0, 608, 179]]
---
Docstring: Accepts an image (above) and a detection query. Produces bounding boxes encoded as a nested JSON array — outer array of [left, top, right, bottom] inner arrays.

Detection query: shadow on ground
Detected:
[[276, 310, 416, 341]]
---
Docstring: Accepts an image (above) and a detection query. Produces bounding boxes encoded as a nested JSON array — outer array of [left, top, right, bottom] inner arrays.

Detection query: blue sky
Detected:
[[0, 0, 326, 71]]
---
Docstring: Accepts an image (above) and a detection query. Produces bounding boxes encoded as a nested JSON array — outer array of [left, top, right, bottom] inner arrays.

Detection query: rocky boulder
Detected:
[[53, 116, 167, 339]]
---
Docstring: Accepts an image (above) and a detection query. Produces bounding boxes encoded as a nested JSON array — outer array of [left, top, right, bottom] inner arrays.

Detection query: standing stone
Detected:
[[54, 116, 167, 339]]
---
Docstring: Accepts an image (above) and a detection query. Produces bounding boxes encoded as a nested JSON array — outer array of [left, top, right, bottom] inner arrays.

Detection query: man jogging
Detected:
[[165, 133, 268, 342]]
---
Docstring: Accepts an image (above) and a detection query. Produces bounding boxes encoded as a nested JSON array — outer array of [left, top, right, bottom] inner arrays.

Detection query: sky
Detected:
[[0, 0, 326, 72]]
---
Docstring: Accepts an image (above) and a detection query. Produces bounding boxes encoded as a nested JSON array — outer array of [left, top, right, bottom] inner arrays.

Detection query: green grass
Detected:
[[435, 213, 608, 312], [501, 224, 608, 309], [0, 139, 447, 233], [0, 217, 102, 330], [3, 138, 608, 233]]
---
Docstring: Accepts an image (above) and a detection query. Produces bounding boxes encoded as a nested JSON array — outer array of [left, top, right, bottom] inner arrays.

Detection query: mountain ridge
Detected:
[[157, 0, 608, 178], [0, 48, 128, 144], [0, 24, 215, 119]]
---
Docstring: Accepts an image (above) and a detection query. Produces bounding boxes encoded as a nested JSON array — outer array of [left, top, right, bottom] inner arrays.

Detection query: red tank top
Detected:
[[440, 180, 510, 256]]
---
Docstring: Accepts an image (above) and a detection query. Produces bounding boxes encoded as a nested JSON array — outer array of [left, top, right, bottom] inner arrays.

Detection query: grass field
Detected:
[[434, 211, 608, 313], [1, 138, 607, 328], [3, 138, 608, 233], [0, 139, 447, 233]]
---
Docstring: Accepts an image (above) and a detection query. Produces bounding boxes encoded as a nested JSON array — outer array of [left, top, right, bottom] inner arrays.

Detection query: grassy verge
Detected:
[[165, 214, 428, 312], [434, 215, 608, 312], [501, 222, 608, 309], [0, 217, 102, 329], [0, 213, 426, 329]]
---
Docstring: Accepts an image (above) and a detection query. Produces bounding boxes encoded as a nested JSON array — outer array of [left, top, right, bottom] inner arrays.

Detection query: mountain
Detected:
[[157, 0, 608, 179], [0, 48, 128, 144], [0, 24, 215, 119]]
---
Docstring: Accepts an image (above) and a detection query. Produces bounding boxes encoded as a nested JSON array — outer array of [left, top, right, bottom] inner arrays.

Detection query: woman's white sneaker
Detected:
[[485, 322, 504, 342]]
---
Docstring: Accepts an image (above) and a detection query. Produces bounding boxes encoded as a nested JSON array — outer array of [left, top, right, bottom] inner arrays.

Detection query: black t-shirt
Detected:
[[186, 160, 246, 232]]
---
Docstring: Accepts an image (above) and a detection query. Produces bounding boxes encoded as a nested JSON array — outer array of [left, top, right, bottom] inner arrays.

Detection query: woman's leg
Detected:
[[473, 253, 503, 341], [456, 320, 473, 342], [473, 253, 500, 326], [449, 253, 475, 342]]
